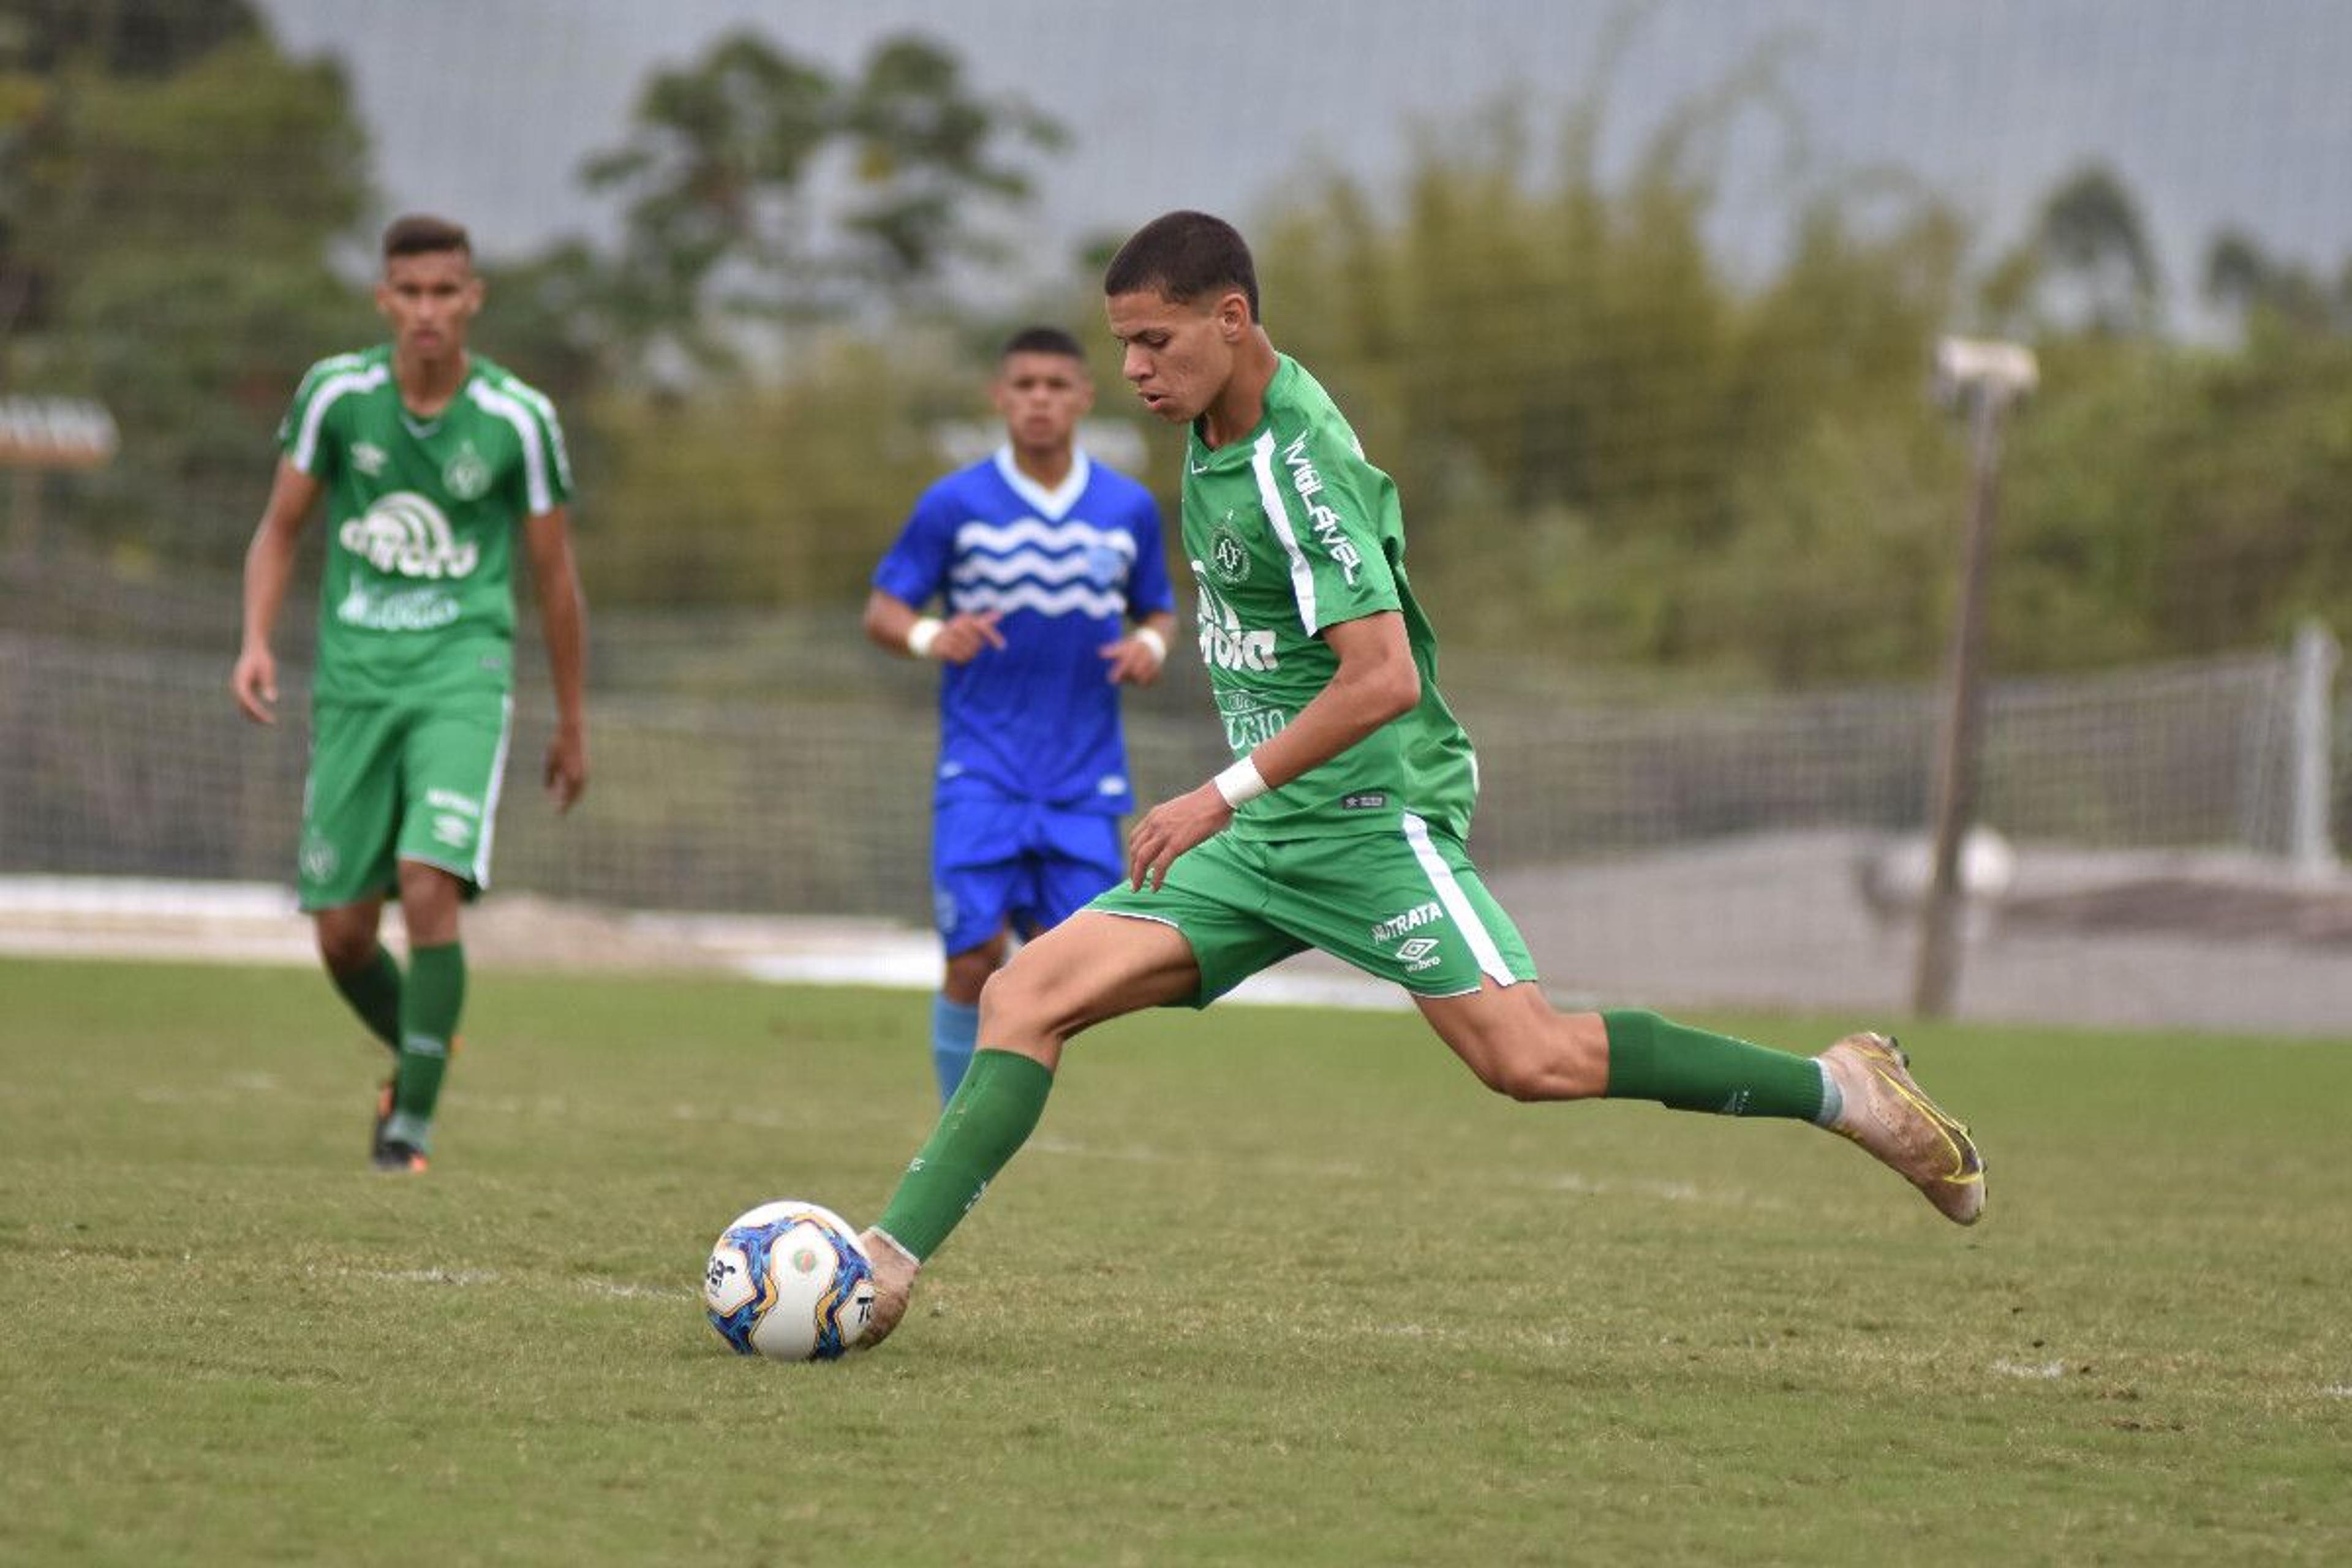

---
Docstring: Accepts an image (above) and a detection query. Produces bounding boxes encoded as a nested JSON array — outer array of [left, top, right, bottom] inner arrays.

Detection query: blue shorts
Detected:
[[932, 797, 1123, 956]]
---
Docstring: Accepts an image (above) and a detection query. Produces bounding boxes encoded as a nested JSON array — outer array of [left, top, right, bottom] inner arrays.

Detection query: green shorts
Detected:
[[1086, 813, 1539, 1006], [297, 690, 514, 911]]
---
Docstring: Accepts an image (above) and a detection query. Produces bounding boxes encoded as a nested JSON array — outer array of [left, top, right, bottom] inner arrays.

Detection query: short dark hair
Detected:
[[381, 214, 472, 262], [1102, 210, 1259, 319], [1000, 325, 1086, 361]]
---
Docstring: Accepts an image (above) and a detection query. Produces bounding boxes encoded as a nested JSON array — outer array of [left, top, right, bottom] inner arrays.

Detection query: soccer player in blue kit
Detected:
[[865, 326, 1179, 1101]]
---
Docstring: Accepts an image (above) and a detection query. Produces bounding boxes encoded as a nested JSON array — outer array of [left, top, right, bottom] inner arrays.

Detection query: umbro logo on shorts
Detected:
[[1394, 937, 1443, 973]]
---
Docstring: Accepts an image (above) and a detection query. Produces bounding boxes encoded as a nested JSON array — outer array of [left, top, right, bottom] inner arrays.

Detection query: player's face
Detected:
[[1106, 288, 1244, 424], [376, 248, 483, 361], [991, 352, 1093, 453]]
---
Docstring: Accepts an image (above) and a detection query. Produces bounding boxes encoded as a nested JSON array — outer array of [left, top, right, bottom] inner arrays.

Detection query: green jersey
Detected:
[[1182, 355, 1478, 842], [278, 346, 572, 703]]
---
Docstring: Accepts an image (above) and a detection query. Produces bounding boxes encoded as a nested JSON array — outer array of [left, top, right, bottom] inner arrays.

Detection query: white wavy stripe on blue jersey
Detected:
[[993, 445, 1091, 520], [1401, 811, 1517, 987], [949, 552, 1131, 589], [950, 582, 1128, 619], [292, 362, 390, 474], [1248, 429, 1322, 635], [951, 518, 1137, 558], [467, 380, 557, 516], [948, 515, 1135, 617]]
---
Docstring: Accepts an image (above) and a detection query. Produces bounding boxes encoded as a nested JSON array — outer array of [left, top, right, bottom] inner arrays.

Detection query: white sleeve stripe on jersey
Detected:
[[1248, 428, 1321, 636], [290, 364, 387, 473], [1401, 812, 1517, 987], [502, 379, 574, 494], [467, 380, 554, 515]]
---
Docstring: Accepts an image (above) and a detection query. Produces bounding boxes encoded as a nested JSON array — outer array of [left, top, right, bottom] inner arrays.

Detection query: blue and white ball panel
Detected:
[[702, 1200, 876, 1361]]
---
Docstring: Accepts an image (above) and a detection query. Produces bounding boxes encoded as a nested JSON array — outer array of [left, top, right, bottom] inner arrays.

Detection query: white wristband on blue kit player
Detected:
[[1213, 757, 1268, 808], [1134, 625, 1167, 662], [906, 617, 944, 658]]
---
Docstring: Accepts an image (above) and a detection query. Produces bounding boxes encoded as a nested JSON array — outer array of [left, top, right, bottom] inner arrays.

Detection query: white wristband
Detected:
[[1213, 757, 1268, 809], [1134, 625, 1167, 662], [905, 617, 943, 658]]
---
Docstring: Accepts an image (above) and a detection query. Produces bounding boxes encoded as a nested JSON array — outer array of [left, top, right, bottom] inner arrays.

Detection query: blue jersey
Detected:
[[874, 446, 1174, 812]]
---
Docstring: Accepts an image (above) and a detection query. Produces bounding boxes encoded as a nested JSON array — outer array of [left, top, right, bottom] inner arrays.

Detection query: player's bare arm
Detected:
[[860, 587, 1005, 665], [524, 505, 590, 812], [1099, 609, 1177, 686], [1127, 610, 1419, 889], [232, 458, 326, 725]]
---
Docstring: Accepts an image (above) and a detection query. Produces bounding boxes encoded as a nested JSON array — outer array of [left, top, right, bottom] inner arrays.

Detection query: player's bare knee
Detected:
[[975, 959, 1061, 1046], [315, 922, 377, 974], [1479, 1054, 1562, 1102], [943, 945, 1001, 1004]]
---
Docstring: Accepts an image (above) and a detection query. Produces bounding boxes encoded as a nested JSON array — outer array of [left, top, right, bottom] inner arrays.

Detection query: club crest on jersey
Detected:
[[442, 442, 492, 501], [340, 491, 478, 579], [1207, 516, 1251, 585], [1085, 542, 1129, 587], [299, 832, 339, 883]]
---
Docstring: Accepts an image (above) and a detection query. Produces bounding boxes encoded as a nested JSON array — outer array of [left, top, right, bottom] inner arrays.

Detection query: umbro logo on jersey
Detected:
[[351, 441, 388, 477]]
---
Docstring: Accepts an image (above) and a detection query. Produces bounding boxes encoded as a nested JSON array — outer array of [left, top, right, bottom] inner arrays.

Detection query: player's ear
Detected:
[[1215, 290, 1250, 341]]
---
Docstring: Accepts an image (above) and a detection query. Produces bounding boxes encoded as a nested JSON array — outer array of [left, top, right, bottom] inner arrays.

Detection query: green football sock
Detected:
[[328, 945, 404, 1053], [874, 1049, 1055, 1261], [384, 942, 466, 1150], [1600, 1008, 1828, 1122]]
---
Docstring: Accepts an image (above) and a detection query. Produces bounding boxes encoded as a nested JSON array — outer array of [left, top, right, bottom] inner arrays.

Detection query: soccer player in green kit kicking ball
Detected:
[[853, 210, 1984, 1344], [233, 214, 589, 1173]]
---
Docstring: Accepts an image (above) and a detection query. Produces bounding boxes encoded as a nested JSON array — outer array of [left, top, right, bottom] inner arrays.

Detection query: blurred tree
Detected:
[[2016, 163, 2163, 337], [0, 4, 371, 560], [2203, 227, 2346, 336], [583, 331, 968, 611], [1250, 59, 1973, 679], [576, 29, 1063, 383]]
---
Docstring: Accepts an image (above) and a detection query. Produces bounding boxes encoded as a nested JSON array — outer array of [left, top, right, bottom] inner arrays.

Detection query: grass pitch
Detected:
[[2, 956, 2346, 1566]]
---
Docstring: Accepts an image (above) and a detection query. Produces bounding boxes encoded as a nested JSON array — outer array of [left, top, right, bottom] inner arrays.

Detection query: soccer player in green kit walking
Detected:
[[233, 214, 588, 1173], [853, 211, 1985, 1344]]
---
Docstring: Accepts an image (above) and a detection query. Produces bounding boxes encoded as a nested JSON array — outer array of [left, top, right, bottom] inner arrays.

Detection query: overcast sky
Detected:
[[258, 0, 2352, 316]]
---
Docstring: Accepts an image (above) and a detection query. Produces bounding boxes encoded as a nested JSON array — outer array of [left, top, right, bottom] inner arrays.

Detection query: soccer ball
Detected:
[[703, 1199, 876, 1360]]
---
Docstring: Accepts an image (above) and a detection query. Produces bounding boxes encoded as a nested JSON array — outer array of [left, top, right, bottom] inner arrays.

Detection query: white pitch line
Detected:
[[323, 1265, 693, 1303], [1989, 1358, 2067, 1379]]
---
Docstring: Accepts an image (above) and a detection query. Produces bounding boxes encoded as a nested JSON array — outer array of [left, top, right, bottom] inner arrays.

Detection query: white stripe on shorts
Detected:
[[472, 693, 515, 888], [1400, 811, 1515, 988]]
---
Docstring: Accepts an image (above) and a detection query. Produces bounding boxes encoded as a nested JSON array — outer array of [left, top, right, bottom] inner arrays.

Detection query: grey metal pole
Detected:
[[2287, 620, 2340, 880], [1912, 337, 2035, 1018]]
